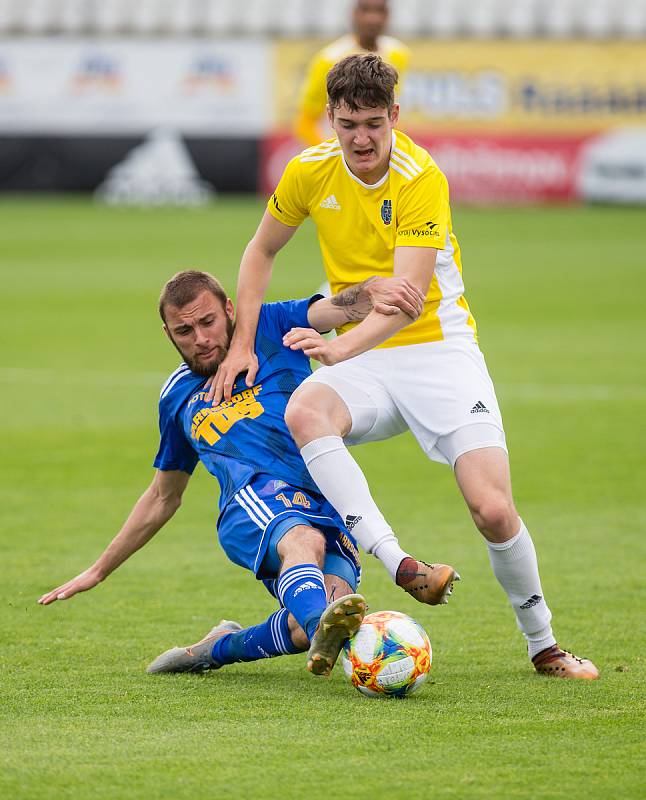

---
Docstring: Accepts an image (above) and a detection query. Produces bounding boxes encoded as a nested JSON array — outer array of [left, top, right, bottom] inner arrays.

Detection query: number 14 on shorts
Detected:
[[276, 491, 311, 509]]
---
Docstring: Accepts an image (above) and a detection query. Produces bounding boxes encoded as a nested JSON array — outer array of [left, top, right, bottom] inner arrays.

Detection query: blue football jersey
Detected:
[[154, 297, 321, 509]]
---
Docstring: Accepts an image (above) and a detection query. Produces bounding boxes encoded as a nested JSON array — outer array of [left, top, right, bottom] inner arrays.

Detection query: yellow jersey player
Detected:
[[295, 0, 409, 146], [213, 55, 598, 680]]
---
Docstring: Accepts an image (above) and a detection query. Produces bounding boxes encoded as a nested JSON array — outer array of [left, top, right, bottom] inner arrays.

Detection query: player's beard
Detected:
[[170, 318, 235, 377]]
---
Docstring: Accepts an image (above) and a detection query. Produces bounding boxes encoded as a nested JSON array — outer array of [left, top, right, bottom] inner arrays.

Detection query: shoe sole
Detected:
[[438, 569, 461, 605], [307, 594, 367, 678], [535, 668, 599, 680]]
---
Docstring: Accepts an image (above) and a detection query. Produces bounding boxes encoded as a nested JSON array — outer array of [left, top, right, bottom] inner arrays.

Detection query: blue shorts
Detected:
[[217, 475, 361, 591]]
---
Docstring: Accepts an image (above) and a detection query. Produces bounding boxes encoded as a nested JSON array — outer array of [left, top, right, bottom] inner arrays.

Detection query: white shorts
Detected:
[[304, 337, 507, 468]]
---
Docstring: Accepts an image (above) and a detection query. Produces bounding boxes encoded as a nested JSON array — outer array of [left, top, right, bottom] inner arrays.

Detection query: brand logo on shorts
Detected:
[[381, 199, 392, 225], [294, 581, 319, 596], [470, 401, 489, 414], [520, 594, 543, 609], [339, 532, 360, 565], [345, 514, 362, 532]]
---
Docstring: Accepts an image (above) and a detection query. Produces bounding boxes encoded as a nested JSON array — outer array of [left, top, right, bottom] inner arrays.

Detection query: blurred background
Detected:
[[1, 0, 646, 205], [2, 9, 645, 797]]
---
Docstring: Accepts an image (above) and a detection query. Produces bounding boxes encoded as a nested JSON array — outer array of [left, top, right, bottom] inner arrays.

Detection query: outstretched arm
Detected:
[[38, 469, 191, 605], [207, 211, 299, 405], [285, 246, 436, 365]]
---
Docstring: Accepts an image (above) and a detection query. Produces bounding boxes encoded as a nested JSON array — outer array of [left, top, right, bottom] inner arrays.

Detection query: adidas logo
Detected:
[[320, 194, 341, 210], [345, 514, 362, 532], [294, 580, 319, 596], [470, 401, 489, 414], [520, 594, 543, 609]]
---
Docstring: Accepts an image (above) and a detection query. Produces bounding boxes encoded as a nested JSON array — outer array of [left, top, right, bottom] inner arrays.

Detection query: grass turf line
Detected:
[[1, 197, 645, 799]]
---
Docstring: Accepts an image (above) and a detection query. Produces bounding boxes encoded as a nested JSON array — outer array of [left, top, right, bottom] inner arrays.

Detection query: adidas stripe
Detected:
[[277, 566, 325, 604], [270, 609, 291, 655], [160, 364, 190, 398], [234, 484, 276, 528]]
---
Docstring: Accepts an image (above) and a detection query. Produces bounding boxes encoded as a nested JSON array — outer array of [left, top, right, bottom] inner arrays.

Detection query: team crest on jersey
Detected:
[[381, 199, 392, 225]]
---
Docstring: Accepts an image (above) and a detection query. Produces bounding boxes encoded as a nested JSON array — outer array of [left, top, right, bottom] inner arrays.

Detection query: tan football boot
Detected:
[[307, 593, 367, 677], [146, 619, 242, 674], [532, 644, 599, 680], [396, 558, 460, 605]]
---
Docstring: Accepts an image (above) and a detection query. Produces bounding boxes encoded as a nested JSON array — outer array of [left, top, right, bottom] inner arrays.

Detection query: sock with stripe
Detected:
[[300, 436, 409, 580], [486, 520, 556, 660], [211, 609, 302, 665], [277, 563, 328, 641]]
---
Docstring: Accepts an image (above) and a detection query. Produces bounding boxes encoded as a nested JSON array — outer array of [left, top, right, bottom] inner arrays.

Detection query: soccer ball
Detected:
[[342, 610, 432, 698]]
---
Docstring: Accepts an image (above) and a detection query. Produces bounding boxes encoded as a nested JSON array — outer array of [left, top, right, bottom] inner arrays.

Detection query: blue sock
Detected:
[[211, 609, 302, 665], [277, 563, 327, 641]]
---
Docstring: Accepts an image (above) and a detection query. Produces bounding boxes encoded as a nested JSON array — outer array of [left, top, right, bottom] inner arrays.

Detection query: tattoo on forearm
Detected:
[[331, 286, 360, 307], [330, 280, 374, 321]]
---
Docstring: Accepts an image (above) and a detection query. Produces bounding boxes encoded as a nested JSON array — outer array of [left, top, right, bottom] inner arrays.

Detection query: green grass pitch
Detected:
[[1, 196, 645, 799]]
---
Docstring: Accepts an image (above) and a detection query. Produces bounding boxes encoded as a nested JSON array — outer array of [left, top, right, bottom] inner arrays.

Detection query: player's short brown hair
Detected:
[[159, 270, 227, 322], [327, 54, 398, 114]]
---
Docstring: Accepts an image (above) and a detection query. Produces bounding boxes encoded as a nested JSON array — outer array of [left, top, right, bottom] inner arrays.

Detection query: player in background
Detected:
[[295, 0, 409, 147], [210, 55, 599, 679], [36, 269, 426, 678]]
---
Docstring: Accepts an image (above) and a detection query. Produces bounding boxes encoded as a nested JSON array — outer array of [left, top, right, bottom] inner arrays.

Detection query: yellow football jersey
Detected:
[[267, 130, 477, 348], [296, 34, 410, 146]]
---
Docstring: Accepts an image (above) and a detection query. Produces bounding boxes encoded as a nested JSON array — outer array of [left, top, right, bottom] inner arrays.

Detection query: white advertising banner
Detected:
[[0, 38, 270, 135]]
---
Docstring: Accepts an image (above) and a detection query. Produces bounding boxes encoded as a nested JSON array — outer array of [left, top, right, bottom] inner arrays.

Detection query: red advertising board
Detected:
[[259, 131, 599, 204]]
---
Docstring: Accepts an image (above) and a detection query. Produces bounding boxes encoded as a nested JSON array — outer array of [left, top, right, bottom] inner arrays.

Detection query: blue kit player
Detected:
[[38, 269, 410, 677]]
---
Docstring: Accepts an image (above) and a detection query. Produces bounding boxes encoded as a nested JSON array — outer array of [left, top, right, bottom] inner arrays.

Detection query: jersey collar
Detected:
[[341, 131, 396, 190]]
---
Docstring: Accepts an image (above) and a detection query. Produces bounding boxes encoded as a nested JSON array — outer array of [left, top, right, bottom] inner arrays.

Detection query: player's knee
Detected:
[[285, 385, 345, 445], [279, 524, 326, 566], [284, 393, 320, 442], [304, 528, 326, 564], [471, 494, 517, 539]]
